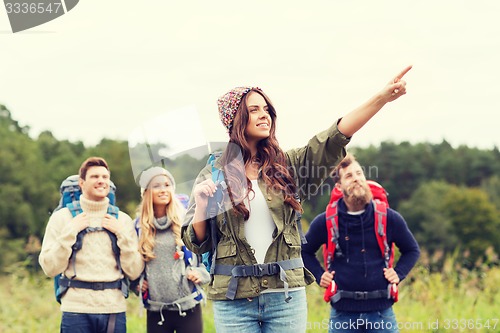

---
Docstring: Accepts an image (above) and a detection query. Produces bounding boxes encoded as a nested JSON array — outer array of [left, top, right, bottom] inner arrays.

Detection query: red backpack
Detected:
[[322, 180, 398, 303]]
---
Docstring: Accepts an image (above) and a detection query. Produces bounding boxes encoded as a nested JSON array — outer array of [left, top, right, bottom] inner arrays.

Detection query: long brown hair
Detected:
[[137, 180, 185, 262], [224, 88, 301, 219]]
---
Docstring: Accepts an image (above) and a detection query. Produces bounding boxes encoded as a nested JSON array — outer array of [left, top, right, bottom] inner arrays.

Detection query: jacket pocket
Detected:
[[216, 240, 237, 259], [212, 240, 238, 293], [283, 232, 301, 249], [282, 232, 301, 260]]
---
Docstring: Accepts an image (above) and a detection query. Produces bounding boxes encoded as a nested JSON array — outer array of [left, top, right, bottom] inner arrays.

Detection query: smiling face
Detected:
[[79, 166, 110, 201], [149, 175, 172, 207], [244, 91, 272, 145]]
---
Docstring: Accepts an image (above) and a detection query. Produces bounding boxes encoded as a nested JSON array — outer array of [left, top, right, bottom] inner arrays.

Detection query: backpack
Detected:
[[139, 245, 205, 311], [53, 174, 128, 303], [201, 152, 225, 274], [322, 180, 398, 303], [133, 216, 206, 313], [176, 193, 190, 211]]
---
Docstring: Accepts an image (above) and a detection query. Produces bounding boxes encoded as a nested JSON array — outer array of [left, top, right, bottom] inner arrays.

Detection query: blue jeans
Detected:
[[61, 312, 126, 333], [329, 307, 399, 333], [213, 289, 307, 333]]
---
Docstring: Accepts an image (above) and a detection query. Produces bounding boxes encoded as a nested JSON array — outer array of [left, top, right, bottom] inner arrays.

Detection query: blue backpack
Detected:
[[201, 152, 225, 274], [53, 175, 128, 303]]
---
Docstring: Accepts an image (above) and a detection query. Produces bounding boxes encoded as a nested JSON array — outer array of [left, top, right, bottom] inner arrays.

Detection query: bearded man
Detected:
[[301, 153, 420, 333]]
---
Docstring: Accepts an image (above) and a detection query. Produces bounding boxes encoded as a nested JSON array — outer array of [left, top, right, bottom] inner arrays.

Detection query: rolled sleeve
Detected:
[[287, 120, 351, 201]]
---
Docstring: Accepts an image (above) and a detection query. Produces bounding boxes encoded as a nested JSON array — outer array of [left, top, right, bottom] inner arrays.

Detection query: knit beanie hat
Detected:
[[139, 166, 176, 196], [217, 86, 261, 131]]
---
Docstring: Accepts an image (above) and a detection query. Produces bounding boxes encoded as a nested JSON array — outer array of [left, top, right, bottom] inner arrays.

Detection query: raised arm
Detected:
[[182, 169, 216, 254], [338, 65, 412, 138], [191, 178, 216, 242]]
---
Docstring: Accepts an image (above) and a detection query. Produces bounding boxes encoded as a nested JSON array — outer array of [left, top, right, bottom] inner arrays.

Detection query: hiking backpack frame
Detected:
[[53, 175, 128, 303], [322, 180, 398, 303]]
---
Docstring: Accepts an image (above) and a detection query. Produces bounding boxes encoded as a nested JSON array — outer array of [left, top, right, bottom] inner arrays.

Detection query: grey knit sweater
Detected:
[[145, 216, 209, 312]]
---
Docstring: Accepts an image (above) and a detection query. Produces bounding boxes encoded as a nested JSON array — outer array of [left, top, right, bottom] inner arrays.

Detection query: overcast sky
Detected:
[[1, 0, 499, 154]]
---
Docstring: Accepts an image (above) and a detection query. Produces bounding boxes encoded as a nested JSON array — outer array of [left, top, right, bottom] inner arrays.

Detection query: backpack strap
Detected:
[[147, 286, 206, 324], [293, 193, 307, 245], [133, 217, 141, 236], [66, 202, 122, 275], [58, 276, 123, 290], [324, 200, 342, 272], [60, 202, 127, 299], [372, 200, 393, 268], [67, 201, 83, 218], [330, 288, 391, 303], [66, 201, 84, 279], [107, 205, 119, 219], [181, 245, 194, 267], [372, 199, 398, 302], [214, 257, 304, 302], [322, 199, 341, 303], [206, 153, 226, 275], [105, 204, 122, 273]]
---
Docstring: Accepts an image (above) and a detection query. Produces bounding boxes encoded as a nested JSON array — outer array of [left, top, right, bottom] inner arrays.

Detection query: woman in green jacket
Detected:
[[182, 66, 412, 333]]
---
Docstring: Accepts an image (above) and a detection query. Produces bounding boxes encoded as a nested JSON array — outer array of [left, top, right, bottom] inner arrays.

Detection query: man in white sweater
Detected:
[[39, 156, 144, 333]]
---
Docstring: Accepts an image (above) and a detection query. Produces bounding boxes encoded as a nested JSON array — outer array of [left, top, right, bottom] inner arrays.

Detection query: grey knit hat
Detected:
[[139, 167, 176, 196]]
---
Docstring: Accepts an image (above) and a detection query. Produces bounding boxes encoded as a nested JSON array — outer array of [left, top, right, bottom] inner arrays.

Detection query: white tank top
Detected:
[[244, 180, 276, 264], [245, 180, 306, 294]]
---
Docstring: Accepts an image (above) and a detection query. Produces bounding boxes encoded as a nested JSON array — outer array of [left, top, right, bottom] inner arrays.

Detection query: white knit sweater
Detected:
[[39, 196, 144, 313]]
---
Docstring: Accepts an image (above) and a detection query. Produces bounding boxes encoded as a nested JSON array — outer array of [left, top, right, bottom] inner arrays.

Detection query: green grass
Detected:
[[2, 254, 499, 333]]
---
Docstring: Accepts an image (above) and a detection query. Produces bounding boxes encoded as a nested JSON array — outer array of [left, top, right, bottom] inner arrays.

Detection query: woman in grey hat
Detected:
[[135, 166, 210, 333]]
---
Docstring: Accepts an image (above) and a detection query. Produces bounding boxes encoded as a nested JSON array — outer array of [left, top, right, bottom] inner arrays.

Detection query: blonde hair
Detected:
[[137, 182, 185, 262]]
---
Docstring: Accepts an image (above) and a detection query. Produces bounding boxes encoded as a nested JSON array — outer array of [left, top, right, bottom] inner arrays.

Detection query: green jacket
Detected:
[[181, 122, 350, 300]]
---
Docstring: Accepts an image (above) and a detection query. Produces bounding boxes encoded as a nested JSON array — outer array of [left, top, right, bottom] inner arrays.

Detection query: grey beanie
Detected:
[[139, 167, 176, 196]]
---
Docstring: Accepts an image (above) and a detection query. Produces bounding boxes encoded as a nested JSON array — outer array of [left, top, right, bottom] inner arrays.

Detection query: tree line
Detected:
[[1, 104, 499, 272]]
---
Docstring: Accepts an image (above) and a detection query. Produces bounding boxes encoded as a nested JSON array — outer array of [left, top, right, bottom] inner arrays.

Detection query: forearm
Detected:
[[338, 65, 412, 137], [390, 210, 421, 281], [394, 233, 420, 281], [301, 213, 329, 284], [116, 221, 145, 280], [192, 205, 208, 243], [394, 249, 420, 282], [337, 92, 386, 137], [301, 248, 325, 285], [182, 205, 212, 254]]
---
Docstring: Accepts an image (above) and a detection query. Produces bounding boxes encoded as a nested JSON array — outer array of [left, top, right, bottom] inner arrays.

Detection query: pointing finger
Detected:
[[394, 65, 412, 82]]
